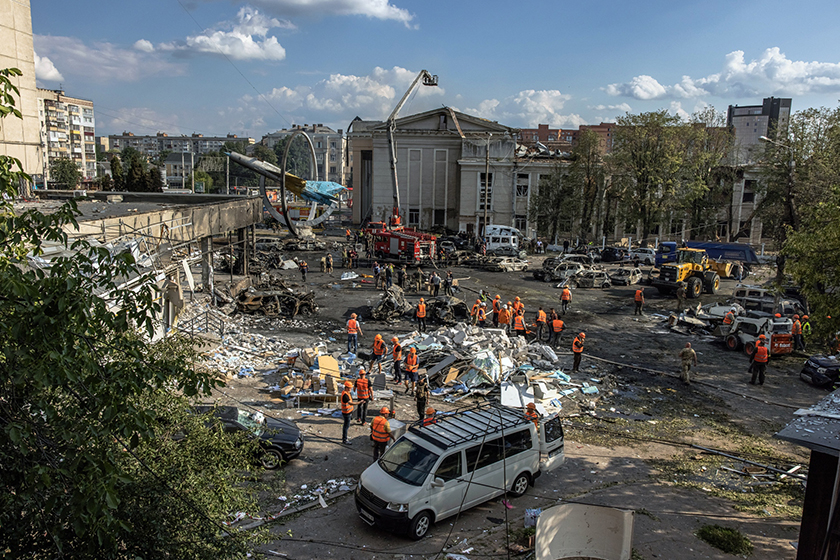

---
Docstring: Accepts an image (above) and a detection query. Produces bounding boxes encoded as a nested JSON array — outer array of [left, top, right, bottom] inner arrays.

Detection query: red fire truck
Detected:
[[364, 222, 436, 263]]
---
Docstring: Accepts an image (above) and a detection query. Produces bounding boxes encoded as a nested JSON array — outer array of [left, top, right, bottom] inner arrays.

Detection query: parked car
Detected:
[[561, 254, 596, 266], [194, 405, 304, 469], [533, 261, 586, 282], [800, 355, 840, 388], [485, 257, 529, 272], [489, 246, 527, 258], [439, 240, 457, 254], [609, 267, 643, 285], [563, 270, 612, 289], [600, 247, 629, 263], [628, 248, 656, 266]]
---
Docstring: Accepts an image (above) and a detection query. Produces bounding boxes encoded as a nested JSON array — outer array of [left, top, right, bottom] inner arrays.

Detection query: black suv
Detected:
[[800, 355, 840, 388], [195, 405, 304, 469]]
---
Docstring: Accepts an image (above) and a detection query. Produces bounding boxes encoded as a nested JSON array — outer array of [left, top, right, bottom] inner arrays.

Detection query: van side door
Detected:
[[427, 451, 467, 521], [539, 414, 565, 471], [463, 437, 505, 508]]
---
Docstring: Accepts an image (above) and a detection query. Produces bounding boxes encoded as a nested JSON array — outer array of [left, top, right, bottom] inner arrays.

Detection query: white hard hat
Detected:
[[730, 307, 736, 312]]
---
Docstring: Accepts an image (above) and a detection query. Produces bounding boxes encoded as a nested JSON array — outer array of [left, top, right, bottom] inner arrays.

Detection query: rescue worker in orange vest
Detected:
[[423, 407, 437, 426], [371, 407, 395, 460], [477, 303, 487, 327], [498, 304, 511, 333], [513, 309, 527, 338], [416, 298, 427, 333], [723, 307, 736, 326], [524, 402, 539, 429], [340, 381, 355, 444], [355, 368, 372, 425], [346, 313, 363, 354], [550, 316, 565, 348], [634, 288, 645, 316], [561, 286, 572, 314], [513, 296, 524, 316], [792, 314, 805, 352], [492, 295, 502, 327], [346, 228, 352, 242], [471, 299, 481, 325], [391, 336, 403, 384], [404, 347, 419, 395], [572, 332, 585, 372], [371, 334, 388, 375], [749, 334, 769, 386], [535, 307, 548, 342]]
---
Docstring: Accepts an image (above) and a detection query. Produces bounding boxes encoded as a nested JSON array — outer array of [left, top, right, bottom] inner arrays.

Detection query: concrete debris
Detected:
[[235, 276, 318, 318], [370, 286, 414, 320]]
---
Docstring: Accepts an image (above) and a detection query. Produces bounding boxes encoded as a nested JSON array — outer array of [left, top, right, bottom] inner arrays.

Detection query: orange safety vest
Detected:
[[477, 307, 486, 322], [471, 303, 480, 316], [341, 390, 354, 414], [499, 309, 510, 325], [573, 336, 584, 353], [754, 345, 769, 363], [552, 319, 564, 332], [392, 343, 402, 361], [513, 302, 524, 314], [423, 416, 437, 426], [355, 377, 371, 400], [561, 288, 571, 301], [791, 320, 802, 335], [492, 298, 502, 312], [723, 312, 734, 325], [405, 353, 418, 372], [514, 315, 526, 331], [373, 339, 386, 356], [416, 304, 426, 318], [371, 416, 390, 442], [525, 409, 539, 428], [347, 319, 359, 334], [537, 310, 547, 323], [635, 290, 644, 302]]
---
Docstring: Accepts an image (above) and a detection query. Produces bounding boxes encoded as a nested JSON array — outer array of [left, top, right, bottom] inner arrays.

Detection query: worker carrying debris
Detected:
[[346, 313, 363, 354], [341, 381, 355, 445], [525, 402, 539, 429], [572, 332, 585, 372], [371, 407, 395, 461]]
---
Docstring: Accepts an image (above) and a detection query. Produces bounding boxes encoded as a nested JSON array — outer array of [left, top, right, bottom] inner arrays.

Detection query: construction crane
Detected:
[[387, 70, 438, 227]]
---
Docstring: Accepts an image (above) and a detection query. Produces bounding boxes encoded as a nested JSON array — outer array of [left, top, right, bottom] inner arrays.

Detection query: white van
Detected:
[[484, 225, 526, 257], [354, 404, 565, 539]]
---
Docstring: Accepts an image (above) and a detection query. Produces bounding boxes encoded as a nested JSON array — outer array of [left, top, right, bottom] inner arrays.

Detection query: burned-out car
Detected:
[[533, 261, 586, 283], [609, 267, 643, 286], [561, 270, 612, 289], [800, 355, 840, 388], [485, 257, 529, 272]]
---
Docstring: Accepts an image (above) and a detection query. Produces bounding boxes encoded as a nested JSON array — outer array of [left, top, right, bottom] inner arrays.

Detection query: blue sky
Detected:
[[30, 0, 840, 139]]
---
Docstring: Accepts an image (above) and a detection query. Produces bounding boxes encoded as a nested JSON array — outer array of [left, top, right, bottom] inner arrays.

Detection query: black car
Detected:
[[195, 405, 304, 469], [600, 247, 628, 263], [800, 355, 840, 388]]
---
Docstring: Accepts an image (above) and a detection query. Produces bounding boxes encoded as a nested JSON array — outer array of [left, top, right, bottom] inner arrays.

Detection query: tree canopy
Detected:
[[49, 156, 81, 189]]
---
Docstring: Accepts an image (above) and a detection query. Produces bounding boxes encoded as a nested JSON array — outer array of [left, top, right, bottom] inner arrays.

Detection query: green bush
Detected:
[[696, 524, 753, 555]]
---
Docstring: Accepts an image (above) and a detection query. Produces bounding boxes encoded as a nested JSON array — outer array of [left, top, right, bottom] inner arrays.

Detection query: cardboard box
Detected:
[[443, 367, 460, 386], [293, 377, 304, 389], [318, 355, 340, 377], [280, 385, 295, 396], [302, 379, 312, 391], [300, 348, 320, 368]]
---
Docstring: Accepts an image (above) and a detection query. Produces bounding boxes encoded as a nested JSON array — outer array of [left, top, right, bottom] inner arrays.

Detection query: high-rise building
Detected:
[[38, 89, 96, 181], [107, 132, 253, 159], [727, 97, 792, 163], [0, 0, 43, 193]]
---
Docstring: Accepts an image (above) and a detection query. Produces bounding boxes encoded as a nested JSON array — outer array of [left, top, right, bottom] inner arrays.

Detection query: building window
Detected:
[[479, 172, 493, 210], [742, 179, 756, 203], [514, 215, 526, 231], [516, 173, 529, 197], [329, 166, 336, 174], [330, 141, 336, 149], [434, 209, 445, 226], [739, 221, 752, 238], [330, 153, 336, 161], [408, 208, 419, 225], [316, 141, 322, 148]]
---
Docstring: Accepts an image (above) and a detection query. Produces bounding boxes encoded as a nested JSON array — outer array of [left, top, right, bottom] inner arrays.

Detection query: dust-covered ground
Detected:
[[204, 228, 820, 560]]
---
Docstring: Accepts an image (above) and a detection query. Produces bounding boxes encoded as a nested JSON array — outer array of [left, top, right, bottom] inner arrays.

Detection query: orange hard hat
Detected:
[[758, 334, 767, 340], [515, 296, 520, 301], [526, 402, 536, 409], [579, 332, 586, 338], [410, 347, 417, 353], [351, 313, 357, 318], [375, 334, 382, 339], [495, 295, 500, 299], [380, 407, 390, 415], [391, 336, 399, 342], [425, 407, 435, 415], [793, 314, 800, 320], [344, 381, 353, 388], [803, 315, 809, 320], [775, 313, 781, 318], [420, 298, 425, 302], [476, 299, 481, 304], [358, 368, 366, 375]]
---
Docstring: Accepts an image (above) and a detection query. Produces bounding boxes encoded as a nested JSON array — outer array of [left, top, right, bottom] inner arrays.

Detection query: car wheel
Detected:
[[510, 472, 530, 497], [260, 449, 285, 470], [408, 510, 433, 540], [602, 282, 611, 289], [725, 335, 740, 351]]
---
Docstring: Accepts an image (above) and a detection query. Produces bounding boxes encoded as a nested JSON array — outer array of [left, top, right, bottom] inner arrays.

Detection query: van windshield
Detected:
[[379, 439, 440, 487]]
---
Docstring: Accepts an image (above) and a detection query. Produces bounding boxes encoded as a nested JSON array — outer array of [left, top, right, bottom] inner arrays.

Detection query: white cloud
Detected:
[[133, 39, 154, 53], [590, 102, 632, 113], [668, 101, 690, 121], [100, 107, 183, 135], [34, 35, 185, 82], [159, 7, 290, 61], [606, 48, 840, 100], [247, 0, 415, 27], [34, 53, 63, 82], [466, 90, 584, 128]]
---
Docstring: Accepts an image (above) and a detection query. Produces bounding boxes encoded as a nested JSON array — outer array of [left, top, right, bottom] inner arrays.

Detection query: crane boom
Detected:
[[387, 69, 438, 226]]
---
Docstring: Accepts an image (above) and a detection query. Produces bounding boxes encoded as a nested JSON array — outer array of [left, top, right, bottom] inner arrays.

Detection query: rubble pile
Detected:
[[199, 330, 290, 379], [370, 285, 414, 320], [235, 275, 318, 318]]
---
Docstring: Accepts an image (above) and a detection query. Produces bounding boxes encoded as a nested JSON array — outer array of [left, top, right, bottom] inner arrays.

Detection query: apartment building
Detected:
[[107, 132, 254, 159], [261, 124, 345, 184], [727, 97, 792, 163], [38, 89, 96, 181]]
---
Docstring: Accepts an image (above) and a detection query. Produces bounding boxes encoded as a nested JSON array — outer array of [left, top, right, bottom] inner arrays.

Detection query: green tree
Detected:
[[272, 136, 310, 178], [49, 156, 81, 188], [94, 173, 113, 191], [187, 169, 214, 192], [0, 69, 265, 558], [568, 129, 606, 238], [146, 166, 164, 192], [529, 163, 577, 241], [611, 110, 685, 242], [110, 155, 125, 192]]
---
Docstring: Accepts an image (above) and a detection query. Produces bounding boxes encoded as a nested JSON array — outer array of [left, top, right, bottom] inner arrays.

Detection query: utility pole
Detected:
[[226, 156, 230, 195], [483, 134, 491, 237], [181, 151, 185, 190], [191, 152, 195, 193]]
